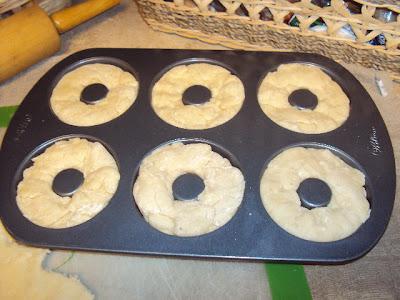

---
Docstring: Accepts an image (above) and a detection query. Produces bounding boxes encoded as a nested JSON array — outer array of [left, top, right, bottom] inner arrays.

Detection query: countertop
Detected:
[[1, 1, 399, 299]]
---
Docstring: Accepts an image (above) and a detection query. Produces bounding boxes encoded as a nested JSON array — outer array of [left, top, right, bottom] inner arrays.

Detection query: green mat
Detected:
[[266, 264, 312, 300], [0, 105, 18, 128], [0, 104, 312, 300]]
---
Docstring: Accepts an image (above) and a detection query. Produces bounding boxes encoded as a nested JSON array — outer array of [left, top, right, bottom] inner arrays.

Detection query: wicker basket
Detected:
[[137, 0, 400, 80], [0, 0, 70, 15], [0, 0, 30, 14]]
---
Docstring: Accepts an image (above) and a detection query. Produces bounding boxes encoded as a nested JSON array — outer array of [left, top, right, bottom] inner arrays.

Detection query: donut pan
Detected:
[[0, 48, 396, 263]]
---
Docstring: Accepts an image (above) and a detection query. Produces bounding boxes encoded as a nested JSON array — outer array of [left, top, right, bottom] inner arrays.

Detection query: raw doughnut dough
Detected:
[[50, 63, 138, 126], [152, 63, 245, 130], [17, 138, 120, 228], [258, 64, 350, 134], [0, 220, 93, 300], [260, 147, 370, 242], [133, 143, 245, 236]]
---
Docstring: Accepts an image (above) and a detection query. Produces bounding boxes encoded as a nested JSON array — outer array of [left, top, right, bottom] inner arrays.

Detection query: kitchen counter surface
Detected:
[[1, 1, 399, 299]]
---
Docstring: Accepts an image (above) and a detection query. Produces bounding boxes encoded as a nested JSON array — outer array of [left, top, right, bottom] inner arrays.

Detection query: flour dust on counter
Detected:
[[0, 220, 93, 300]]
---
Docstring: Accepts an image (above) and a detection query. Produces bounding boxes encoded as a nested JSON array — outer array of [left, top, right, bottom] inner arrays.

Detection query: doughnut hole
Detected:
[[297, 178, 332, 209], [52, 168, 84, 197], [182, 85, 212, 105], [80, 83, 109, 104], [288, 89, 318, 110], [172, 173, 205, 201]]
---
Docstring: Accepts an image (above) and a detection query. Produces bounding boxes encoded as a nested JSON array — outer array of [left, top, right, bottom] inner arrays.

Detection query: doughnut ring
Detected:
[[259, 147, 370, 242], [133, 142, 245, 236], [257, 63, 350, 134], [50, 63, 139, 126], [16, 138, 120, 228], [152, 63, 245, 130]]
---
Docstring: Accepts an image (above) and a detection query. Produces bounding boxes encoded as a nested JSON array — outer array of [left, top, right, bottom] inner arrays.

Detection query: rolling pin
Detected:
[[0, 0, 120, 83]]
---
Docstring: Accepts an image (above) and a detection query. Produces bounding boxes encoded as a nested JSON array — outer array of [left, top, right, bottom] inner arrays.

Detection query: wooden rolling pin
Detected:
[[0, 0, 120, 83]]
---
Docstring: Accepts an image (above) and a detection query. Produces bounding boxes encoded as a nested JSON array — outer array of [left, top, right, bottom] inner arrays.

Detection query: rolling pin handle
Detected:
[[51, 0, 120, 34]]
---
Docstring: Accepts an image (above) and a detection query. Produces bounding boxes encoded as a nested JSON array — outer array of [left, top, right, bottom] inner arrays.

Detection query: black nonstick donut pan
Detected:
[[0, 48, 396, 263]]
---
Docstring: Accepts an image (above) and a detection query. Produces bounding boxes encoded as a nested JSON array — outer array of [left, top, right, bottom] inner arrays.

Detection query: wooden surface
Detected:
[[0, 5, 60, 83], [0, 0, 399, 299], [0, 0, 120, 83]]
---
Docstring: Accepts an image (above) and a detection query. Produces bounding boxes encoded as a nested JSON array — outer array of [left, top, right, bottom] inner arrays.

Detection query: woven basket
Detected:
[[137, 0, 400, 80], [0, 0, 30, 14], [0, 0, 70, 15]]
